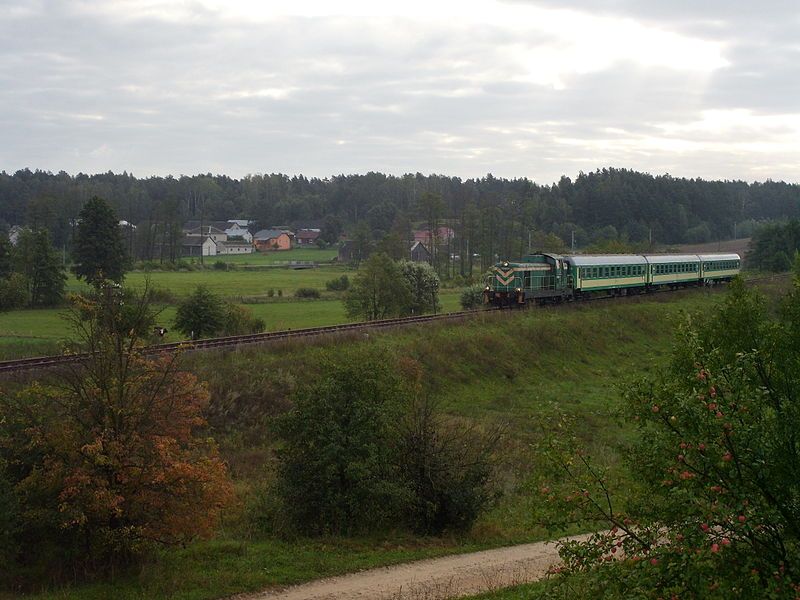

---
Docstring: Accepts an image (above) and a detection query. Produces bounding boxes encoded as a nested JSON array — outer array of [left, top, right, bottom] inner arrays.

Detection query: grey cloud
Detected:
[[0, 1, 798, 184]]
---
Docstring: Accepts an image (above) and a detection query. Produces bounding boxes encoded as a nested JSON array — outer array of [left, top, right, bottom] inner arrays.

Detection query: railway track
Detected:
[[0, 273, 788, 376], [0, 310, 489, 375]]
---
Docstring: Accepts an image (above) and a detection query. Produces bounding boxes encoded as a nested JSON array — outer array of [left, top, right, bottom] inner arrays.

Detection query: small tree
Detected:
[[72, 196, 129, 286], [398, 259, 440, 314], [275, 356, 408, 535], [0, 287, 233, 580], [174, 285, 226, 339], [343, 253, 411, 321]]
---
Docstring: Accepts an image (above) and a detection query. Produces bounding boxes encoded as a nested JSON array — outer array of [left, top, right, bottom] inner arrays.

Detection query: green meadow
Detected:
[[0, 271, 463, 359]]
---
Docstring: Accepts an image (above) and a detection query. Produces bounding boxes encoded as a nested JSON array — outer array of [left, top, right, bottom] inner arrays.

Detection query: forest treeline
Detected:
[[2, 167, 799, 269]]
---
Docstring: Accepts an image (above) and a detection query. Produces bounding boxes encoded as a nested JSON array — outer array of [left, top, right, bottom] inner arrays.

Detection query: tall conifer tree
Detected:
[[72, 196, 128, 286]]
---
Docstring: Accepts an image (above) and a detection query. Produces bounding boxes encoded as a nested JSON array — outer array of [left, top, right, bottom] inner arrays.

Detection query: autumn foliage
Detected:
[[0, 284, 233, 584]]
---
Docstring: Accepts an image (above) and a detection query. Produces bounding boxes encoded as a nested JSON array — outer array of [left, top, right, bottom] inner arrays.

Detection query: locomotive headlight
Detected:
[[515, 287, 522, 293], [484, 286, 490, 291]]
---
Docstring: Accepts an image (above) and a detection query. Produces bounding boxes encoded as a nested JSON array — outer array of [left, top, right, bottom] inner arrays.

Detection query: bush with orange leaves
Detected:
[[0, 283, 233, 584]]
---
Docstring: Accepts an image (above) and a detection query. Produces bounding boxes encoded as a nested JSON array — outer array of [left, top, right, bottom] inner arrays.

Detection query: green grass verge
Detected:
[[4, 536, 486, 600]]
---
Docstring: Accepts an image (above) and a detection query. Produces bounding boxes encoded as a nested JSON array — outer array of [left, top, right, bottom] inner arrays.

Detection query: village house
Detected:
[[337, 240, 356, 263], [338, 240, 431, 264], [253, 229, 292, 251], [409, 241, 432, 263], [183, 221, 253, 243], [215, 239, 253, 255], [181, 235, 218, 257], [184, 225, 228, 242], [295, 229, 321, 246], [412, 226, 455, 247]]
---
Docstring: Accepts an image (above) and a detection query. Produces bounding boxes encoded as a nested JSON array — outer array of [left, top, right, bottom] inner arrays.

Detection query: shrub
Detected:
[[294, 287, 321, 299], [213, 260, 228, 271], [271, 353, 500, 536], [325, 275, 350, 291], [397, 396, 501, 534], [267, 288, 275, 298], [146, 285, 177, 304], [277, 289, 283, 297], [0, 273, 28, 311], [223, 303, 266, 335], [274, 355, 408, 535], [543, 274, 800, 597], [460, 285, 485, 310]]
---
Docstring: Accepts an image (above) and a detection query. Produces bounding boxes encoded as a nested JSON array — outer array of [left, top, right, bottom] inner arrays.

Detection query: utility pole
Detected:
[[571, 230, 575, 253]]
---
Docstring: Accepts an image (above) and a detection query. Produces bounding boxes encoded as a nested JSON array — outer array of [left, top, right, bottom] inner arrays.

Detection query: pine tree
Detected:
[[14, 229, 66, 307], [72, 196, 129, 286]]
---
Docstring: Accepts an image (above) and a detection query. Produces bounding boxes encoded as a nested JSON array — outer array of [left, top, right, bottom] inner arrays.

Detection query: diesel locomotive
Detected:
[[484, 252, 741, 307]]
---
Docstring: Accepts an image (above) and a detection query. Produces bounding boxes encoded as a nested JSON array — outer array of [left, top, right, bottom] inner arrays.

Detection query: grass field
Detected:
[[0, 291, 463, 359], [219, 247, 338, 264]]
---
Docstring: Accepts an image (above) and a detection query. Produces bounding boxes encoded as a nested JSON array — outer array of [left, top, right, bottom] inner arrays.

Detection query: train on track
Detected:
[[484, 252, 741, 307]]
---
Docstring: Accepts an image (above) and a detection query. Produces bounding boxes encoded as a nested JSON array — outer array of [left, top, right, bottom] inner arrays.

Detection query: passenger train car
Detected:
[[484, 252, 741, 307]]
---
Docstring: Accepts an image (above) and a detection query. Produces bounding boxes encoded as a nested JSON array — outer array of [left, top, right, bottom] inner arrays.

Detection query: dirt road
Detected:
[[241, 534, 589, 600]]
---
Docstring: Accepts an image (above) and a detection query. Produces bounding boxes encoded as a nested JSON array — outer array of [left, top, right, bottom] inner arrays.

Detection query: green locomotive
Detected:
[[484, 252, 741, 307]]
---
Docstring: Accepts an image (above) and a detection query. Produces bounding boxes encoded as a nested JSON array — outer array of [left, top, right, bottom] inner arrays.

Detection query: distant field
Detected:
[[60, 264, 353, 300], [217, 247, 338, 264], [0, 292, 463, 359]]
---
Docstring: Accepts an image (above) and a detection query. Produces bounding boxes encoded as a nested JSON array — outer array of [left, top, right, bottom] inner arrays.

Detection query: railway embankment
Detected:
[[4, 279, 790, 600]]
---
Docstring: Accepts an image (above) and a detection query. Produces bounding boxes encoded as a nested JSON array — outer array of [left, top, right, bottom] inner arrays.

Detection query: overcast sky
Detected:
[[1, 0, 798, 184]]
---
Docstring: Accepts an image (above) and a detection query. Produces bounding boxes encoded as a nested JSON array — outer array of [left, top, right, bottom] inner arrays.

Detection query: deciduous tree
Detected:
[[0, 287, 233, 580], [343, 253, 411, 320]]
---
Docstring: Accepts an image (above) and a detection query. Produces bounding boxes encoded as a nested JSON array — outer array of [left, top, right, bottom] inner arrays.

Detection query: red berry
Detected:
[[650, 558, 659, 566], [723, 453, 733, 462], [711, 543, 720, 553], [701, 523, 710, 532], [738, 515, 746, 523], [652, 405, 660, 413], [722, 538, 731, 546]]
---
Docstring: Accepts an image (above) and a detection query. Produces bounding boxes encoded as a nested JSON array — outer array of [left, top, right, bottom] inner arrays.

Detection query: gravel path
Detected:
[[240, 534, 590, 600]]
